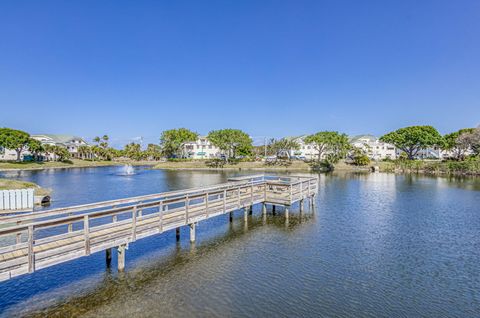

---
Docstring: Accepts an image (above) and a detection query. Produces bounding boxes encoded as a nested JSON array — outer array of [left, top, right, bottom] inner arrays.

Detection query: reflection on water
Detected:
[[0, 168, 480, 317]]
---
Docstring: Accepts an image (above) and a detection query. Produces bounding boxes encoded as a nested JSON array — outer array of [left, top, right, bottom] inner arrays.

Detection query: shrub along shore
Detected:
[[378, 158, 480, 176]]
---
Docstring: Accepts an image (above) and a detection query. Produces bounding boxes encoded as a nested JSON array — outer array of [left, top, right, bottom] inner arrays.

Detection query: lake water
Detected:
[[1, 166, 480, 317]]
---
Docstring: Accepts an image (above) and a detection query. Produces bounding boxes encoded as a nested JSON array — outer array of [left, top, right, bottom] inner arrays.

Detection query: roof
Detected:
[[349, 134, 378, 143], [31, 134, 89, 145]]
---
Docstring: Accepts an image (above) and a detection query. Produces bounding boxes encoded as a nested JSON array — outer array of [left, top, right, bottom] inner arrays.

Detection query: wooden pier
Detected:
[[0, 175, 318, 282]]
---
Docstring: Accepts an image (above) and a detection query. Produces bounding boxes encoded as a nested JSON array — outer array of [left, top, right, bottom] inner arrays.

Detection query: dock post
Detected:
[[272, 205, 276, 215], [176, 228, 180, 241], [189, 223, 196, 243], [106, 248, 112, 267], [229, 212, 233, 222], [285, 206, 289, 219], [249, 205, 253, 215], [300, 199, 304, 213], [117, 244, 126, 272], [262, 203, 266, 215], [244, 207, 248, 222]]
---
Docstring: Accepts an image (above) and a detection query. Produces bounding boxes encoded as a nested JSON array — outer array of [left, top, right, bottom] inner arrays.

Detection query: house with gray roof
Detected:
[[31, 134, 93, 160]]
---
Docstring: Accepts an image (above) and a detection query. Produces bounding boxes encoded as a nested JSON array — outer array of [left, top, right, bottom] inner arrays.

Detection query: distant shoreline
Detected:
[[2, 159, 479, 177], [0, 159, 157, 172]]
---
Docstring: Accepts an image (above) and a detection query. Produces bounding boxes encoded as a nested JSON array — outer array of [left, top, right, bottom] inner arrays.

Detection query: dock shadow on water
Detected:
[[2, 210, 314, 318]]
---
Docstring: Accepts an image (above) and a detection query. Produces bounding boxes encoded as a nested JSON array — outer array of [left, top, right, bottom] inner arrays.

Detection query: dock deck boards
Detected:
[[0, 175, 318, 282]]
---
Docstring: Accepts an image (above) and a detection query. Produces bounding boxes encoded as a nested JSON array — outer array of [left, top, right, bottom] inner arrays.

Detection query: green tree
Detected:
[[160, 128, 198, 158], [42, 144, 56, 161], [443, 128, 475, 160], [380, 126, 443, 160], [27, 138, 44, 161], [145, 143, 162, 161], [304, 131, 350, 162], [53, 146, 71, 162], [77, 145, 92, 160], [124, 143, 143, 160], [0, 128, 31, 161], [94, 135, 109, 149], [351, 147, 371, 166], [457, 126, 480, 157], [207, 129, 252, 161], [268, 138, 300, 159]]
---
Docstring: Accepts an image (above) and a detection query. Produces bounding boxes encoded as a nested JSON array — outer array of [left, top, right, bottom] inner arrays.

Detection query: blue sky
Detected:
[[1, 0, 479, 147]]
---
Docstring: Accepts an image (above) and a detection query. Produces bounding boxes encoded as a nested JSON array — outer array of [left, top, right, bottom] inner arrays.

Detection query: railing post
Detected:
[[27, 225, 34, 273], [250, 185, 253, 204], [238, 186, 241, 208], [185, 195, 189, 224], [84, 215, 90, 255], [16, 221, 22, 244], [289, 184, 293, 204], [132, 206, 137, 242], [68, 212, 73, 232], [223, 189, 227, 212], [205, 192, 209, 218], [264, 182, 267, 201], [158, 201, 164, 233], [300, 181, 303, 199]]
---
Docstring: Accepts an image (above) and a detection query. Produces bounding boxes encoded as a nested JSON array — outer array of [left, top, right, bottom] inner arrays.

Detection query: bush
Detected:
[[309, 160, 334, 172], [167, 158, 193, 162], [205, 159, 226, 168], [352, 154, 370, 166]]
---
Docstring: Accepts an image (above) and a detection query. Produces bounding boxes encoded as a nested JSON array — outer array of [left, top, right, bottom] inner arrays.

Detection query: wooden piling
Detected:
[[229, 212, 233, 222], [272, 205, 276, 215], [106, 248, 112, 266], [117, 244, 126, 271], [190, 223, 196, 243], [176, 228, 180, 241]]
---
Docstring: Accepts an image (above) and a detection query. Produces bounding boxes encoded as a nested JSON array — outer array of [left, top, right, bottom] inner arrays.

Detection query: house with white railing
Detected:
[[350, 135, 397, 160], [181, 136, 221, 159]]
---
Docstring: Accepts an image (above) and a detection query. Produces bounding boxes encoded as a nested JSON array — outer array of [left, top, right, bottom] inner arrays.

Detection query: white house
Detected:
[[349, 135, 397, 160], [181, 136, 221, 159], [288, 136, 322, 160], [30, 134, 92, 160], [0, 146, 22, 161]]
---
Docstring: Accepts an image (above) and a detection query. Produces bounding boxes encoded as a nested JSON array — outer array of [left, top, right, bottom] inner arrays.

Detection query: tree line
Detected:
[[1, 125, 479, 164]]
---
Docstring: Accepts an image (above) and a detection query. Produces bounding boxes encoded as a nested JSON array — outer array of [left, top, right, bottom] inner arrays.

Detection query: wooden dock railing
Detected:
[[0, 175, 318, 282]]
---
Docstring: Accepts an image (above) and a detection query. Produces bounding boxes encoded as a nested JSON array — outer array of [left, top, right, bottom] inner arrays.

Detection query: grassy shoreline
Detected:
[[151, 160, 373, 172], [378, 159, 480, 176], [0, 178, 50, 196], [2, 158, 479, 176]]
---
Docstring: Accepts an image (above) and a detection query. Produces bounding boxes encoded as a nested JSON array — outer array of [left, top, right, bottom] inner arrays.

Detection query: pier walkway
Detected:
[[0, 175, 318, 282]]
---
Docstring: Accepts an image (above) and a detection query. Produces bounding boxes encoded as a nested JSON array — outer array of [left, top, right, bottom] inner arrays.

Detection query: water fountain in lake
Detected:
[[119, 164, 135, 176]]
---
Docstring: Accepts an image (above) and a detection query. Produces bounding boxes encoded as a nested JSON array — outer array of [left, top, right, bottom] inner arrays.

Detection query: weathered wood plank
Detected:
[[0, 175, 319, 281]]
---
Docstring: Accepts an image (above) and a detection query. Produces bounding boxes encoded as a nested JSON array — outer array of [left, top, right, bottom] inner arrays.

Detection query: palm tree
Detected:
[[78, 145, 91, 160]]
